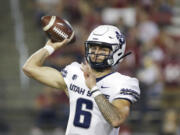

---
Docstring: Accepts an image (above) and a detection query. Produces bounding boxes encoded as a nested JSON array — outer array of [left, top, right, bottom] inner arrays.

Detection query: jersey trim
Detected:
[[96, 72, 115, 82], [113, 97, 132, 104], [120, 88, 140, 101]]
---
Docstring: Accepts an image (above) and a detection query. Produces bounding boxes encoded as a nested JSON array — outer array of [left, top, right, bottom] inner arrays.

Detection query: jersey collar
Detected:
[[96, 72, 115, 82]]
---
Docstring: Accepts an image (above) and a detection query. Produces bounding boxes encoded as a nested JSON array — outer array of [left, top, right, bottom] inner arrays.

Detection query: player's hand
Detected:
[[81, 61, 96, 90], [45, 31, 74, 50]]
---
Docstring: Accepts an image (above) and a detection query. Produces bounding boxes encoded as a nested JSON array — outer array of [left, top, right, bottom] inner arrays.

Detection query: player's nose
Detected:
[[94, 46, 100, 54]]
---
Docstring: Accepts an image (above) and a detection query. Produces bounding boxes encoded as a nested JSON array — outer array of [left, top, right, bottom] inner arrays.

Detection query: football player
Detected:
[[23, 25, 140, 135]]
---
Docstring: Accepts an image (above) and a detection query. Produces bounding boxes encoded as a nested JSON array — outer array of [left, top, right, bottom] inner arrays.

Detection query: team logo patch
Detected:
[[72, 74, 78, 80], [61, 69, 67, 77], [115, 31, 125, 48]]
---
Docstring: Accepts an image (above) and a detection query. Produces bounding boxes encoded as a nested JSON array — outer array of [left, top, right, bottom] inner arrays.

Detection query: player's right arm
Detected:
[[22, 39, 69, 91]]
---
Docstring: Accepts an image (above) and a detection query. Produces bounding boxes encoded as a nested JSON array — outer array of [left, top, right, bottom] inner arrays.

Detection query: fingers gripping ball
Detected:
[[41, 16, 75, 43]]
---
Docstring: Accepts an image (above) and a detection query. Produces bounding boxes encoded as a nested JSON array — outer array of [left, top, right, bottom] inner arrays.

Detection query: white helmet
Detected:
[[85, 25, 128, 70]]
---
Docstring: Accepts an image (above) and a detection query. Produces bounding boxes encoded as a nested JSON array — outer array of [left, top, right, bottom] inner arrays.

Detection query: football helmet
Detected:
[[85, 25, 127, 70]]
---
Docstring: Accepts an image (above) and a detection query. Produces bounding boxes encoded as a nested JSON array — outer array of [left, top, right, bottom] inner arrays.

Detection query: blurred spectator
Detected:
[[162, 109, 178, 135], [33, 0, 63, 26], [136, 9, 159, 43], [102, 7, 136, 27], [164, 62, 180, 86], [31, 87, 69, 135], [137, 56, 163, 99], [115, 17, 129, 34], [163, 38, 180, 86], [137, 54, 164, 124], [34, 0, 63, 15]]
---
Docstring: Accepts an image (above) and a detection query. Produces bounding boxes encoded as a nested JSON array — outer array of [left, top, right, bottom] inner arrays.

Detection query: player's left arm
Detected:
[[94, 95, 130, 128]]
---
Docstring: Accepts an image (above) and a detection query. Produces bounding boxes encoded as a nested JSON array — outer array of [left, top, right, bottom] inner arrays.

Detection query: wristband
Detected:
[[43, 45, 55, 55], [91, 86, 102, 98], [91, 86, 99, 92], [92, 90, 102, 98]]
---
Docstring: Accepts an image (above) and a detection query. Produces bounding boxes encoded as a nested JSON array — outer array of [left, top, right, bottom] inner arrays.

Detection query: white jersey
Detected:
[[61, 62, 140, 135]]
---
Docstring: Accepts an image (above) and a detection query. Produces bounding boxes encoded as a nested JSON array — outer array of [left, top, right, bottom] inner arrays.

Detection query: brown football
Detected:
[[41, 16, 75, 43]]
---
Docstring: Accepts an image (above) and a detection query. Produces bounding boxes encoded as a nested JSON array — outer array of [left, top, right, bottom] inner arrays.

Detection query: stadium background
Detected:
[[0, 0, 180, 135]]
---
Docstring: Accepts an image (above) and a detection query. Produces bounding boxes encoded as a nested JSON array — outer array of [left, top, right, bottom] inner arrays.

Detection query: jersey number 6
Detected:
[[73, 98, 93, 128]]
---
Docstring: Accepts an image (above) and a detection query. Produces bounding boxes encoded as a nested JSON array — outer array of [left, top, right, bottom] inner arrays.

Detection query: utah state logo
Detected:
[[115, 31, 125, 48]]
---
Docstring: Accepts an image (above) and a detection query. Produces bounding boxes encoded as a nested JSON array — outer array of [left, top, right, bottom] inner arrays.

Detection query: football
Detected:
[[41, 15, 75, 43]]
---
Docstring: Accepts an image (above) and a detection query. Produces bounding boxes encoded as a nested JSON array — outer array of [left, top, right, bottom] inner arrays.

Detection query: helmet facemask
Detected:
[[85, 42, 113, 71]]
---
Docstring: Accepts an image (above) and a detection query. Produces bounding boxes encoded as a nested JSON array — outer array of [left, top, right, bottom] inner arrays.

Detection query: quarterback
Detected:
[[23, 25, 140, 135]]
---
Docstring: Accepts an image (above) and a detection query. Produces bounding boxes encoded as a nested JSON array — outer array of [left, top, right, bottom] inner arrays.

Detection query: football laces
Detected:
[[53, 26, 68, 39]]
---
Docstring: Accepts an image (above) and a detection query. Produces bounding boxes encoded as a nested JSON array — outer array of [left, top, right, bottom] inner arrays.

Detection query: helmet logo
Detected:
[[108, 36, 113, 39], [93, 37, 98, 40], [115, 31, 125, 48]]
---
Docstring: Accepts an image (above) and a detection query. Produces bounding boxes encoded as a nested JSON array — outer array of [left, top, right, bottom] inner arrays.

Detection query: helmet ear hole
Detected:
[[118, 53, 122, 56]]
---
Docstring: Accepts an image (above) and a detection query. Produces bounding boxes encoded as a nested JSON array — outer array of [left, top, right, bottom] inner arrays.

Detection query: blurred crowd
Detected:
[[30, 0, 180, 135]]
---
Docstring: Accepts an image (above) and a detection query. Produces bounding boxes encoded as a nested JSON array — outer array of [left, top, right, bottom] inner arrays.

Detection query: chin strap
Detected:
[[116, 51, 132, 64], [120, 51, 132, 59]]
